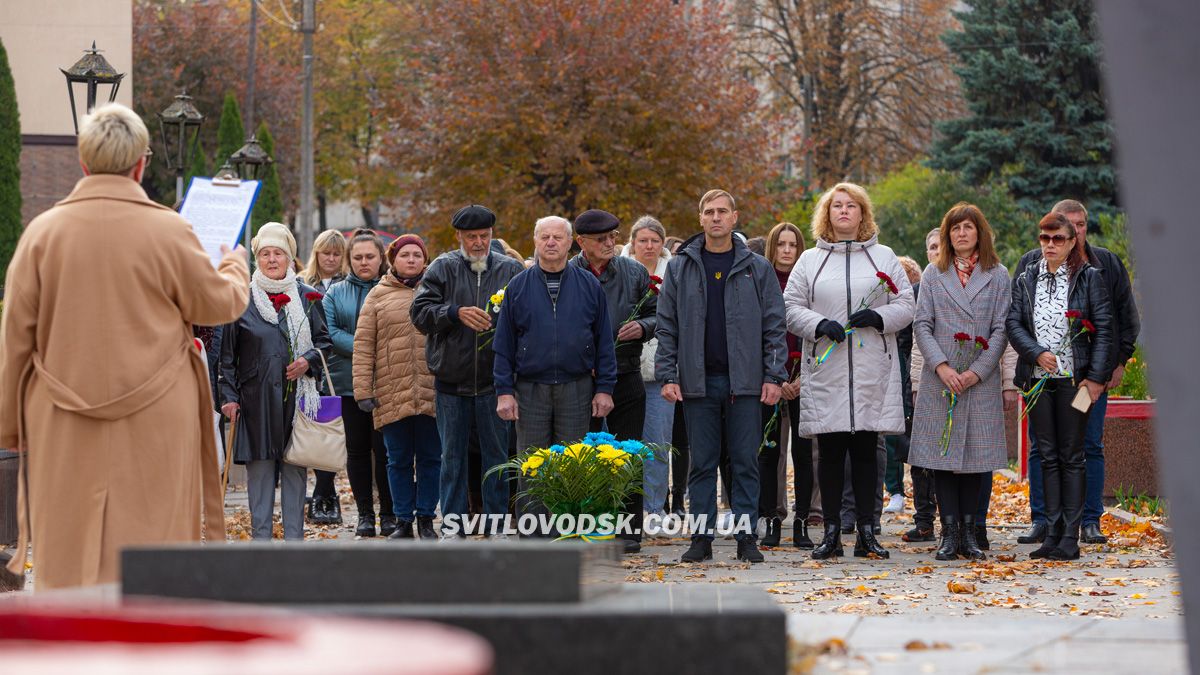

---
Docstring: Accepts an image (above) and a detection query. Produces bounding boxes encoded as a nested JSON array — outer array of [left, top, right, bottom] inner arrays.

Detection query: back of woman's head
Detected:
[[78, 103, 149, 175]]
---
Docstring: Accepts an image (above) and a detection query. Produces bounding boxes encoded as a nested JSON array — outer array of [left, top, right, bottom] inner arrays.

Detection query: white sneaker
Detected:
[[883, 493, 905, 513]]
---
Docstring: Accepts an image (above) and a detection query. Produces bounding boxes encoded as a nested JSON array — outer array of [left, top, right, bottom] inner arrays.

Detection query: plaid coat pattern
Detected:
[[908, 262, 1011, 472]]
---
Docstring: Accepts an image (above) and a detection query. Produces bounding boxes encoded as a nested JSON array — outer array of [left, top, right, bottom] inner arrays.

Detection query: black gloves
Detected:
[[816, 319, 847, 343], [357, 398, 379, 413], [848, 309, 884, 331]]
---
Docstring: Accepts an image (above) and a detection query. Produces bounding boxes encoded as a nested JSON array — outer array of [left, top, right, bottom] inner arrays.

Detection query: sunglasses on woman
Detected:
[[1038, 233, 1069, 245]]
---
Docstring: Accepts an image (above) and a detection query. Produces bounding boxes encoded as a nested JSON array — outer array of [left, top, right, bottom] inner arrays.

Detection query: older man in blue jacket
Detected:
[[494, 216, 617, 531]]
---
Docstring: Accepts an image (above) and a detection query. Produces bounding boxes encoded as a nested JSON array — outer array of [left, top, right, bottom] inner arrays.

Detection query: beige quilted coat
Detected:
[[352, 274, 436, 428]]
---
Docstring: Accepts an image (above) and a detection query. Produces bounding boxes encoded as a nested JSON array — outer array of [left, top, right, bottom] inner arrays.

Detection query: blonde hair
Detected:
[[302, 229, 349, 284], [811, 182, 878, 243], [699, 189, 736, 213], [78, 103, 148, 175], [897, 256, 922, 285]]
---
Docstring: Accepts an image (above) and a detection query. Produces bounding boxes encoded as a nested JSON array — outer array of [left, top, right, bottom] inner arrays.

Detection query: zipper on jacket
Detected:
[[844, 242, 856, 433], [474, 269, 482, 396], [543, 270, 560, 383]]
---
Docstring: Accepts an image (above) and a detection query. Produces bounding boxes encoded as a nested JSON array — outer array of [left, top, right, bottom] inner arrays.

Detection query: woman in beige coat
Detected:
[[0, 104, 249, 589], [353, 235, 439, 540]]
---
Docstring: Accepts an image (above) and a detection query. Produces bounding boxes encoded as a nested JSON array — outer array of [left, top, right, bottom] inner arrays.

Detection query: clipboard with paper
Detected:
[[179, 176, 262, 268]]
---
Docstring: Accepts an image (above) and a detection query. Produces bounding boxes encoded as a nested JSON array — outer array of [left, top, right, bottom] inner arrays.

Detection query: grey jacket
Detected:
[[568, 253, 657, 375], [654, 233, 788, 397]]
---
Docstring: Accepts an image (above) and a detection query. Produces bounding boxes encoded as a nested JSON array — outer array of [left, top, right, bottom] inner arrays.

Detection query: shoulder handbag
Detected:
[[283, 349, 347, 472]]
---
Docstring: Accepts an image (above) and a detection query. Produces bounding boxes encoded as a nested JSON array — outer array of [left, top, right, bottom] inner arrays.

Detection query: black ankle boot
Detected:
[[326, 498, 343, 525], [681, 537, 713, 563], [356, 512, 376, 538], [793, 518, 814, 549], [736, 538, 765, 563], [975, 523, 990, 551], [306, 497, 324, 524], [387, 520, 414, 539], [960, 516, 986, 560], [761, 517, 782, 547], [854, 525, 889, 558], [1030, 527, 1063, 559], [936, 517, 960, 561], [379, 513, 398, 538], [416, 516, 437, 540], [812, 524, 843, 560], [1048, 536, 1081, 560]]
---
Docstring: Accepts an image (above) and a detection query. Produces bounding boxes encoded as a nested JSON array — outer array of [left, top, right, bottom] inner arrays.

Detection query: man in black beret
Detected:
[[569, 209, 658, 554], [412, 204, 525, 538]]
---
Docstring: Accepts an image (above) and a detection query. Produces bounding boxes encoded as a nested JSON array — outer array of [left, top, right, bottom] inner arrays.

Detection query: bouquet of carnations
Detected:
[[939, 333, 989, 454], [615, 275, 662, 348]]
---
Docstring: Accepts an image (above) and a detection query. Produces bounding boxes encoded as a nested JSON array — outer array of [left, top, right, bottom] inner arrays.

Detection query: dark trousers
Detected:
[[819, 431, 878, 530], [342, 396, 391, 517], [682, 375, 761, 541], [312, 469, 336, 500], [883, 435, 906, 495], [911, 465, 938, 529], [933, 470, 986, 521], [590, 370, 646, 542], [840, 435, 885, 528], [382, 415, 441, 521], [1029, 379, 1088, 541], [670, 400, 690, 512], [757, 399, 813, 521], [514, 375, 593, 532], [1027, 391, 1107, 526]]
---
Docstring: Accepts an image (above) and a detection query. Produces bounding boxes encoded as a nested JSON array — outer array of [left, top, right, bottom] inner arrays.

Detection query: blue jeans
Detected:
[[382, 415, 442, 521], [1028, 392, 1107, 526], [681, 375, 761, 541], [642, 382, 674, 514], [436, 391, 511, 521]]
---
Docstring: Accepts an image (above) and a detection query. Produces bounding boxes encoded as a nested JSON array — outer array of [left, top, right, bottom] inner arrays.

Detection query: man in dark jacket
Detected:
[[1013, 200, 1140, 546], [411, 205, 525, 536], [569, 209, 657, 553], [656, 189, 788, 564], [494, 216, 617, 534]]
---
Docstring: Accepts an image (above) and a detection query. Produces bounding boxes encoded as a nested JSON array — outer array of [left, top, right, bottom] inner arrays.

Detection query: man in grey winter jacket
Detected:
[[411, 205, 525, 536], [656, 189, 788, 564]]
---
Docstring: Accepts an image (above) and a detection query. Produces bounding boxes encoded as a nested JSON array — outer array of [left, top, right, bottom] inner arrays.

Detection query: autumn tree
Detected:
[[395, 0, 784, 253], [737, 0, 962, 188], [251, 122, 283, 237]]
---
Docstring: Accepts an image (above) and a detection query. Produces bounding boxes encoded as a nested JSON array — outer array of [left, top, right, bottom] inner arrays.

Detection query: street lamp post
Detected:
[[228, 136, 273, 252], [60, 41, 125, 135], [156, 92, 205, 207]]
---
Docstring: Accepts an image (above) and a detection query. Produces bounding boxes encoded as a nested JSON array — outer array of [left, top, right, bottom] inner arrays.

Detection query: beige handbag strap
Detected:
[[311, 347, 337, 397]]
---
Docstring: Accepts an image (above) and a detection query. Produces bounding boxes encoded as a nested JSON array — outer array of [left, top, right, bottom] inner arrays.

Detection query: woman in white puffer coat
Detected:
[[784, 182, 915, 560]]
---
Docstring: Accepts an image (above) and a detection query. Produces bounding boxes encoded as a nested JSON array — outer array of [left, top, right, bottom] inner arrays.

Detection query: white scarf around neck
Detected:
[[251, 267, 321, 420]]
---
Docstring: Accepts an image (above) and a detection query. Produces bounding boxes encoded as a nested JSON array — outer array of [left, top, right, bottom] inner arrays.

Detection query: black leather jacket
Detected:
[[568, 253, 657, 374], [1006, 261, 1114, 391], [1015, 242, 1139, 365], [411, 250, 525, 396]]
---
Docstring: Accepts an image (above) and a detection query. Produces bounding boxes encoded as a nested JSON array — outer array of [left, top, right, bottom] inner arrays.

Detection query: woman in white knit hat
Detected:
[[219, 222, 333, 540]]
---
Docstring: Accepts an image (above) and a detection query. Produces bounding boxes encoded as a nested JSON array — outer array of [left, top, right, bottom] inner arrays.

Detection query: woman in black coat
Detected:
[[1006, 212, 1113, 560], [220, 223, 332, 540]]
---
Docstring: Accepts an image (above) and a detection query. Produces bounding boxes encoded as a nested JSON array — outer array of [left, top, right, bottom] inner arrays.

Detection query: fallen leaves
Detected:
[[904, 640, 951, 651], [947, 580, 977, 594]]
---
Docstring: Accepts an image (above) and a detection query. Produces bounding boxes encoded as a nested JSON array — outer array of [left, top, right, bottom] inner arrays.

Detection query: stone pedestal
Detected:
[[1102, 399, 1158, 497]]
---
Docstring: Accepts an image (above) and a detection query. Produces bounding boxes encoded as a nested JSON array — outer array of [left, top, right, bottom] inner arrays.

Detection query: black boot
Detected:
[[935, 517, 960, 561], [387, 520, 414, 539], [1048, 536, 1081, 560], [306, 497, 324, 524], [737, 538, 765, 563], [975, 523, 990, 551], [356, 512, 376, 538], [854, 524, 889, 559], [681, 537, 713, 563], [1017, 521, 1048, 544], [416, 516, 437, 540], [379, 513, 398, 538], [327, 497, 343, 525], [812, 524, 843, 560], [1030, 525, 1063, 559], [960, 516, 986, 560], [792, 518, 814, 549], [761, 517, 782, 547]]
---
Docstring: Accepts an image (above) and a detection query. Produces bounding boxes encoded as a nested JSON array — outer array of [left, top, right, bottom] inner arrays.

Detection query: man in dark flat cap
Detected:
[[412, 205, 525, 537], [569, 209, 658, 554]]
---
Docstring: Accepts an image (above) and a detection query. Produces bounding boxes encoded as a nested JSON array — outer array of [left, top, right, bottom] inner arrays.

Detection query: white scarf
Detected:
[[251, 267, 320, 420]]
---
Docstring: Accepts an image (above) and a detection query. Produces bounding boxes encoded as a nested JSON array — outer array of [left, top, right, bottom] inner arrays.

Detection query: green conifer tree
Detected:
[[251, 122, 282, 238], [215, 92, 244, 170], [929, 0, 1116, 212], [0, 37, 22, 279]]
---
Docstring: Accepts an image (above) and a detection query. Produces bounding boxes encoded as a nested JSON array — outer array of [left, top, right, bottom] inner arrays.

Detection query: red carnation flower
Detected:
[[650, 286, 660, 295], [975, 336, 990, 350], [1081, 319, 1096, 333], [876, 271, 900, 294], [650, 275, 663, 284], [1064, 310, 1082, 320], [271, 294, 291, 312], [789, 351, 804, 361], [954, 332, 971, 342], [304, 291, 324, 302]]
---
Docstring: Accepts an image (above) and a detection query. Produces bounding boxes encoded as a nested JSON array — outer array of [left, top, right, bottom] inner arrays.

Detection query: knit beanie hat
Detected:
[[387, 233, 428, 263], [251, 222, 298, 260]]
